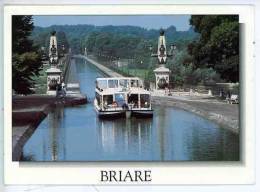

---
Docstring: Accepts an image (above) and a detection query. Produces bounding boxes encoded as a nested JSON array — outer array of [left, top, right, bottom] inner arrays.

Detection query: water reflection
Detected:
[[42, 105, 66, 161], [47, 105, 66, 161], [22, 58, 239, 161], [97, 118, 153, 160]]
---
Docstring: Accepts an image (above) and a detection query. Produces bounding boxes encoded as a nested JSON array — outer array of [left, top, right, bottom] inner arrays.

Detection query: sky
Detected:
[[33, 15, 191, 31]]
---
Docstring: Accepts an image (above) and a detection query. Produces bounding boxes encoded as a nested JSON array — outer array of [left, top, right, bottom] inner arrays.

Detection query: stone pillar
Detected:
[[152, 29, 171, 90], [154, 66, 170, 90], [46, 67, 62, 95]]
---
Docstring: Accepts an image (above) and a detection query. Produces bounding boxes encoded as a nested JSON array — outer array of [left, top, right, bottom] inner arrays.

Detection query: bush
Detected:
[[189, 67, 220, 85]]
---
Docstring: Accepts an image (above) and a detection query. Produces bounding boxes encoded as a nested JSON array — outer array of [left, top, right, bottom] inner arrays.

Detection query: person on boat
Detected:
[[144, 101, 149, 108], [112, 101, 118, 108], [122, 103, 129, 110], [61, 81, 66, 96]]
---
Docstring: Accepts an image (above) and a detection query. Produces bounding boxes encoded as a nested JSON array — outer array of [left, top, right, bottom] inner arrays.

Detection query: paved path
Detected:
[[74, 55, 123, 77], [152, 93, 239, 133], [66, 58, 81, 94], [66, 59, 79, 84]]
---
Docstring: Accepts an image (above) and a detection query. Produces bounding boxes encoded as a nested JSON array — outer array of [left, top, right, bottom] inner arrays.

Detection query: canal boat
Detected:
[[94, 77, 153, 118], [127, 87, 153, 117]]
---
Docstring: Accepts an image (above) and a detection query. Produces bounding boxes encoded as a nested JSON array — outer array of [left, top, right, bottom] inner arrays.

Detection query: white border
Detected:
[[4, 5, 255, 185]]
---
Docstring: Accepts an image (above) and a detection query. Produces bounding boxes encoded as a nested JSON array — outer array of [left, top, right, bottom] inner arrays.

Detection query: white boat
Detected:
[[94, 77, 153, 118], [126, 87, 153, 117]]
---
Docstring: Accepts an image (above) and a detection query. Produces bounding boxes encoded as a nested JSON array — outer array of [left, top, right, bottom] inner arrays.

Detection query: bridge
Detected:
[[12, 30, 239, 161]]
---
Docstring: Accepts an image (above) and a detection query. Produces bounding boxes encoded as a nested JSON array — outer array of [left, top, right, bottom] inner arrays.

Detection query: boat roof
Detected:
[[96, 76, 147, 94], [128, 88, 150, 94], [96, 87, 150, 95]]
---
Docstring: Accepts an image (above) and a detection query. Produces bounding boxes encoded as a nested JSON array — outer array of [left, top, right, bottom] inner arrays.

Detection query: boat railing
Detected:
[[103, 105, 124, 111]]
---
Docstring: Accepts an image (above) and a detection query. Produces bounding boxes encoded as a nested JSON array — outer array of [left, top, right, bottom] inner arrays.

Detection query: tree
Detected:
[[188, 15, 239, 82], [12, 16, 42, 94], [56, 31, 69, 55]]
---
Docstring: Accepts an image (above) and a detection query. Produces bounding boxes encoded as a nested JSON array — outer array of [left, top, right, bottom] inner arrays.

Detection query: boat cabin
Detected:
[[128, 91, 151, 109], [95, 77, 151, 111]]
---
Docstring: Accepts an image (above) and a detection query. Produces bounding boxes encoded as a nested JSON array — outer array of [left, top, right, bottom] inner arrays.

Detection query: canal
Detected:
[[22, 58, 239, 161]]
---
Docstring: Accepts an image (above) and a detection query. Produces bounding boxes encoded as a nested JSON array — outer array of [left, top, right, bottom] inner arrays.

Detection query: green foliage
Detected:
[[29, 17, 239, 87], [190, 68, 220, 85], [31, 23, 211, 86], [12, 16, 42, 94], [56, 31, 70, 55], [169, 51, 191, 85], [188, 15, 239, 82], [32, 30, 69, 57], [31, 24, 198, 54], [119, 67, 149, 79], [31, 65, 48, 94], [167, 47, 221, 85], [12, 16, 34, 54]]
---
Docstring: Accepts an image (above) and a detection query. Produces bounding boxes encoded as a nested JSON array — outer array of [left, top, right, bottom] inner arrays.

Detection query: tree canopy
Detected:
[[188, 15, 239, 82], [31, 24, 198, 55], [12, 15, 42, 94]]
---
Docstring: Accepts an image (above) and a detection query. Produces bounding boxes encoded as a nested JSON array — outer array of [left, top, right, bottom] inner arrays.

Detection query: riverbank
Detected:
[[152, 92, 239, 134]]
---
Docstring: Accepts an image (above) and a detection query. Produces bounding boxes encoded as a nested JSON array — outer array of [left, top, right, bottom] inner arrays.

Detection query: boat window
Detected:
[[119, 79, 128, 88], [108, 79, 118, 88], [128, 94, 139, 108], [140, 94, 150, 108], [97, 80, 107, 89], [130, 80, 138, 87], [115, 93, 125, 107], [103, 95, 113, 106]]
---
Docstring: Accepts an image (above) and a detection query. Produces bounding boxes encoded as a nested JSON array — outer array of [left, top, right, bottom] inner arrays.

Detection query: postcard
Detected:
[[4, 4, 255, 185]]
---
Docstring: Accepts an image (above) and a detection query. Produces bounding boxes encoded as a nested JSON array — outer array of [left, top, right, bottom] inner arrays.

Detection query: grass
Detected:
[[118, 67, 149, 79]]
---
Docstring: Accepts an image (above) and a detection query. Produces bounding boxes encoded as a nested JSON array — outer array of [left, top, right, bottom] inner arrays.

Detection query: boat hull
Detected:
[[96, 108, 153, 119], [131, 110, 154, 118], [97, 110, 126, 119]]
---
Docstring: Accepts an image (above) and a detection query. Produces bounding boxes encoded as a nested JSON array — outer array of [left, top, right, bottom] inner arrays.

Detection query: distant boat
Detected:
[[94, 77, 153, 118]]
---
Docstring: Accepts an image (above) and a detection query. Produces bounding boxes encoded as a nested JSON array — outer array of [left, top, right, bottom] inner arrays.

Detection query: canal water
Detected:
[[22, 58, 239, 161]]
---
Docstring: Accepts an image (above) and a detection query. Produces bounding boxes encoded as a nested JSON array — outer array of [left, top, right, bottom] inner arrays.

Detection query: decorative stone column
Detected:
[[49, 31, 58, 65], [46, 67, 62, 95], [152, 29, 173, 90], [154, 66, 170, 90], [46, 31, 62, 95]]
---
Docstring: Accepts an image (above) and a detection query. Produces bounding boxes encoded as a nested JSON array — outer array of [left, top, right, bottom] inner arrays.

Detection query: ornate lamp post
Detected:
[[46, 31, 62, 95], [49, 31, 59, 66], [150, 29, 176, 90]]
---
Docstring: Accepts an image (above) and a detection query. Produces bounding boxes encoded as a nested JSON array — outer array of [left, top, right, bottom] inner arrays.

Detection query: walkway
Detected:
[[74, 55, 123, 77], [152, 91, 239, 133]]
